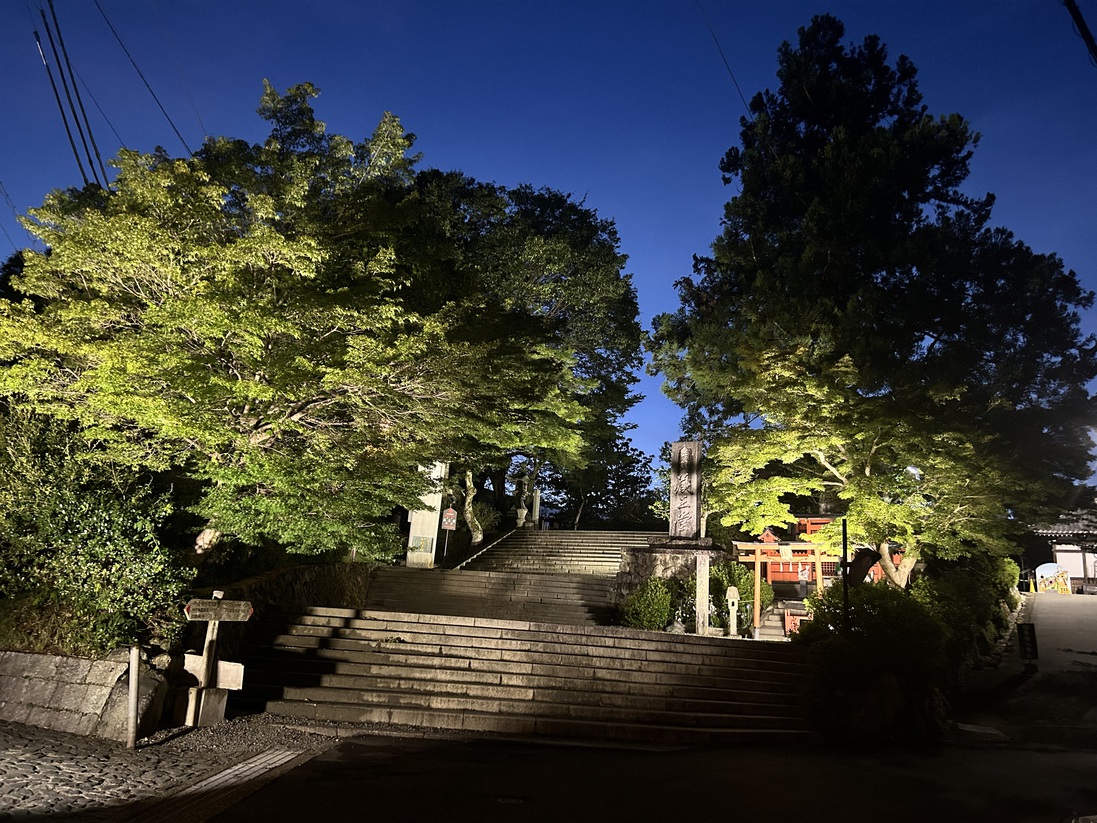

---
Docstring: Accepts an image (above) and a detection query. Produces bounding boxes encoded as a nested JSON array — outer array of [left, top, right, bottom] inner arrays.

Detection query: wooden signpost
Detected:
[[182, 593, 252, 727]]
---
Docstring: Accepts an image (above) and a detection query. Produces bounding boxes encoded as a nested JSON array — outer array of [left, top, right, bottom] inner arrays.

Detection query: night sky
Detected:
[[2, 1, 1095, 465]]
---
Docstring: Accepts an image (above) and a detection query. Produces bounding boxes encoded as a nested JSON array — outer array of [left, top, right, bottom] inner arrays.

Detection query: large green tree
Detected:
[[0, 83, 637, 561], [649, 16, 1096, 585]]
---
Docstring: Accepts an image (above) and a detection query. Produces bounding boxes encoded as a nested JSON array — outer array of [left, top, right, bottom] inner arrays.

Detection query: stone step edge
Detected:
[[291, 608, 807, 654], [259, 633, 810, 676], [241, 656, 804, 698], [265, 701, 813, 743], [268, 687, 803, 728], [253, 618, 807, 666], [249, 675, 805, 716]]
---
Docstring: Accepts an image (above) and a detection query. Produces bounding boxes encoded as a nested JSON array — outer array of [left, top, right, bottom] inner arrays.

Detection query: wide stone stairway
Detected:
[[458, 528, 649, 575], [242, 608, 813, 746], [237, 531, 817, 746]]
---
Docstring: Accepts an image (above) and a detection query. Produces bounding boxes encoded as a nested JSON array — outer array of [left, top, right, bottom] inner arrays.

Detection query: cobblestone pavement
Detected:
[[0, 716, 335, 821]]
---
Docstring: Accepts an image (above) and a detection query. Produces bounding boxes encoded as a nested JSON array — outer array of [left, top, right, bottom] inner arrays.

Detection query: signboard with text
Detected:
[[184, 599, 253, 622]]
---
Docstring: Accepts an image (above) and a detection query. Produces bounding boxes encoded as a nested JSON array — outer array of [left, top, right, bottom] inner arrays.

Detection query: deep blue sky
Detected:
[[2, 1, 1096, 467]]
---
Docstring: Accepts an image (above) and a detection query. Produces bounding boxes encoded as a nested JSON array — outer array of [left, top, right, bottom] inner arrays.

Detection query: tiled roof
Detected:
[[1031, 510, 1097, 537]]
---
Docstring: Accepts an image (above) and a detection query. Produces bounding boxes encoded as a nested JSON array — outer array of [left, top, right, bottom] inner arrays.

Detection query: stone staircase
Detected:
[[241, 608, 815, 747], [458, 529, 652, 576], [364, 566, 616, 626]]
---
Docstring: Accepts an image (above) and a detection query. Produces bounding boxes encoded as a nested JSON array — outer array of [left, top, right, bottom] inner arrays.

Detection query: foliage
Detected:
[[796, 582, 949, 741], [647, 15, 1096, 587], [674, 560, 774, 634], [541, 435, 660, 529], [912, 554, 1020, 672], [0, 407, 193, 654], [619, 576, 674, 630], [470, 501, 502, 536], [0, 83, 642, 565]]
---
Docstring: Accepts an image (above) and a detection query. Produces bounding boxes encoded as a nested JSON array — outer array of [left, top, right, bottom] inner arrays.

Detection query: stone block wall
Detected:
[[0, 650, 165, 743]]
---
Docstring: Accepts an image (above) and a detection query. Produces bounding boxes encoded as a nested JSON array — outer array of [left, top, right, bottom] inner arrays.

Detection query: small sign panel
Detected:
[[184, 599, 253, 622], [441, 507, 458, 531]]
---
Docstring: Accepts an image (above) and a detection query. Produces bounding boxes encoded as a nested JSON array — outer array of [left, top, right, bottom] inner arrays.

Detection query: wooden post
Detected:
[[127, 645, 139, 749], [753, 550, 762, 639]]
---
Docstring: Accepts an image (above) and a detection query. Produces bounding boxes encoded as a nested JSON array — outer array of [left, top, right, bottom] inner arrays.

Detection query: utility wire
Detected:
[[0, 181, 19, 253], [33, 27, 89, 186], [74, 69, 127, 150], [38, 7, 100, 187], [47, 0, 110, 185], [696, 0, 754, 122], [151, 0, 207, 138], [1063, 0, 1097, 67], [93, 0, 193, 155]]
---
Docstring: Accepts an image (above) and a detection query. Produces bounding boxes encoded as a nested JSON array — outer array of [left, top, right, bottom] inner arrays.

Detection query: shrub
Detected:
[[0, 409, 194, 655], [795, 582, 948, 742], [912, 553, 1021, 675], [674, 561, 774, 635], [619, 576, 674, 630]]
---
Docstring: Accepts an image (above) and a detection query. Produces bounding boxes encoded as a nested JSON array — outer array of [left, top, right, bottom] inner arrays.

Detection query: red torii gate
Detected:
[[733, 542, 831, 636]]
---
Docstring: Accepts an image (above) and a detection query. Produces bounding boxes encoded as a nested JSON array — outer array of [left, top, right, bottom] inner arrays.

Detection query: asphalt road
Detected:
[[202, 734, 1097, 823], [201, 592, 1097, 823]]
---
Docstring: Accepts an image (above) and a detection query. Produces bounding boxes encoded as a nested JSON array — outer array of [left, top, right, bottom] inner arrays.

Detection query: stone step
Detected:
[[263, 700, 810, 747], [257, 644, 806, 692], [267, 686, 800, 729], [242, 657, 802, 706], [260, 609, 806, 667]]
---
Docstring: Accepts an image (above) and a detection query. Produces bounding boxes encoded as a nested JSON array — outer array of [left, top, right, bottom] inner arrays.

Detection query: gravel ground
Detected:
[[0, 713, 340, 822]]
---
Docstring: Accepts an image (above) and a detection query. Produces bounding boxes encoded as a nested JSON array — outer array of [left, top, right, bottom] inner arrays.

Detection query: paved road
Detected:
[[204, 734, 1097, 823], [1027, 591, 1097, 673]]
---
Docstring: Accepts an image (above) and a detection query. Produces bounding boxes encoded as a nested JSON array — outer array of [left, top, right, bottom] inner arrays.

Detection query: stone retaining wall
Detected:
[[0, 650, 165, 743]]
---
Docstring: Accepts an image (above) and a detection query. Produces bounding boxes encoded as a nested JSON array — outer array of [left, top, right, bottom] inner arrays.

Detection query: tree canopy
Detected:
[[0, 82, 643, 561], [648, 15, 1097, 584]]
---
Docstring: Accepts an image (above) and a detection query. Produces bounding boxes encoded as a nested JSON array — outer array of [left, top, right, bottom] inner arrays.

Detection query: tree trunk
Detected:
[[571, 494, 586, 530], [462, 470, 483, 546], [877, 542, 918, 588]]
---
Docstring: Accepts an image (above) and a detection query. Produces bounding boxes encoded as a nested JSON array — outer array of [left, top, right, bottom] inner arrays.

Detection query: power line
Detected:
[[47, 0, 110, 185], [93, 0, 193, 155], [695, 0, 754, 122], [1063, 0, 1097, 67], [0, 185, 19, 254], [38, 6, 101, 187], [33, 26, 89, 185]]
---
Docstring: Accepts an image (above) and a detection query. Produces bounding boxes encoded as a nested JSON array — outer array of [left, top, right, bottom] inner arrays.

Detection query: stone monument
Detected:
[[406, 462, 449, 568], [670, 440, 702, 539], [617, 440, 723, 635]]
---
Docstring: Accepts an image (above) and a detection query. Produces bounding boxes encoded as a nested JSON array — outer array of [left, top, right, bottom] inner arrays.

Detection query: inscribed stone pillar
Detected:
[[531, 489, 541, 527], [695, 552, 710, 635], [406, 462, 449, 568], [669, 441, 702, 540]]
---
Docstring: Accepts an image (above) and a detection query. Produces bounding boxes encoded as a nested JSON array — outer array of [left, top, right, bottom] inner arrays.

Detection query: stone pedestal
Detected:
[[617, 537, 724, 634]]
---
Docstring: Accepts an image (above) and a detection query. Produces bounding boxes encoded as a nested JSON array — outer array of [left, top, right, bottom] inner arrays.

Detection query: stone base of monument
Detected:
[[616, 538, 727, 635]]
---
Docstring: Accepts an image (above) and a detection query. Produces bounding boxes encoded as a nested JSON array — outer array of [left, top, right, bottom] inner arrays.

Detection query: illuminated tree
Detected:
[[649, 16, 1096, 585], [0, 83, 641, 561]]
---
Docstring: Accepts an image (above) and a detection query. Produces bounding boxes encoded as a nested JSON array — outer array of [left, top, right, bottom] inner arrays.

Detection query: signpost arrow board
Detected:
[[184, 599, 253, 623]]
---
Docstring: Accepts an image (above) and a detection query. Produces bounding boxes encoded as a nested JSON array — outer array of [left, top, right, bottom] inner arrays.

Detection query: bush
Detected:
[[795, 582, 949, 742], [912, 553, 1021, 675], [619, 576, 674, 630], [674, 561, 774, 635], [0, 409, 194, 655]]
